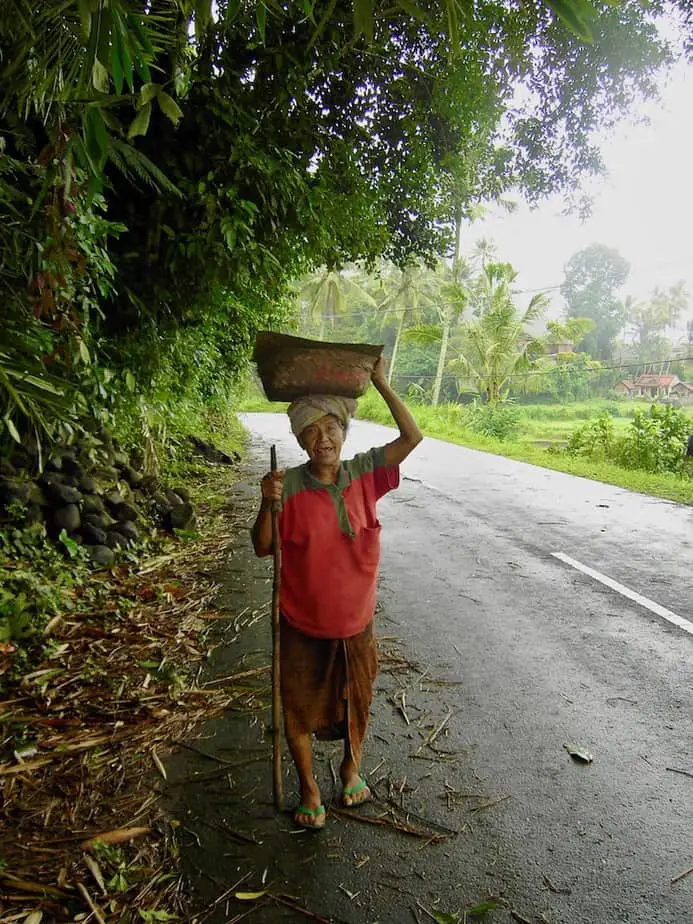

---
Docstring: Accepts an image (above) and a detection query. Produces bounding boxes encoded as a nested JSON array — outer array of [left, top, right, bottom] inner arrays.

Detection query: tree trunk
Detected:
[[432, 203, 463, 406], [388, 311, 406, 386], [432, 310, 451, 406], [452, 202, 463, 284]]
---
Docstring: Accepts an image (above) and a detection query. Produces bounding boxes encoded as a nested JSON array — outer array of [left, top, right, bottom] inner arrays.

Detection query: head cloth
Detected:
[[287, 394, 356, 439]]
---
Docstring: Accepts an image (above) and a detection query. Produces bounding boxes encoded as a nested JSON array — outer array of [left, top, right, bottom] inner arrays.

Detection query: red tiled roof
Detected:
[[635, 374, 678, 387]]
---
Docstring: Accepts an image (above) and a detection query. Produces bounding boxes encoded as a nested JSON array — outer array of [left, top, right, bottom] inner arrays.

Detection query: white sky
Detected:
[[470, 55, 693, 336]]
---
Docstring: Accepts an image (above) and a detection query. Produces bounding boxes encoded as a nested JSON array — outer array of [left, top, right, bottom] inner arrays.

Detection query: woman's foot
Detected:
[[341, 776, 371, 807], [294, 780, 326, 829], [340, 758, 371, 808], [294, 802, 326, 830]]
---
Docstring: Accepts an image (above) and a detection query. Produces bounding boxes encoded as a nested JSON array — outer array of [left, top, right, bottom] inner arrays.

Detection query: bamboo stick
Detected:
[[270, 445, 283, 811]]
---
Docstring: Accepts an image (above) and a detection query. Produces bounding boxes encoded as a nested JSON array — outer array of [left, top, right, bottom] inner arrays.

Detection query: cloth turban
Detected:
[[287, 395, 357, 439]]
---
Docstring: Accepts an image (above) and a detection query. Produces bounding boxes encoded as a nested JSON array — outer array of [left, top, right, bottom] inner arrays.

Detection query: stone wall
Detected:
[[0, 433, 200, 568]]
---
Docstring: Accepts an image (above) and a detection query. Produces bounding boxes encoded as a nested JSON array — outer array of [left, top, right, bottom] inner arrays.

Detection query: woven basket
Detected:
[[253, 331, 383, 401]]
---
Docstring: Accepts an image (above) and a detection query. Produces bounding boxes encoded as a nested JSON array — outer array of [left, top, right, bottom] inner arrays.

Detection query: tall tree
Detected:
[[431, 201, 471, 405], [299, 267, 376, 340], [375, 263, 434, 385], [2, 0, 690, 443], [470, 237, 498, 270], [467, 261, 520, 318], [626, 282, 689, 362], [450, 288, 549, 404], [561, 244, 630, 360]]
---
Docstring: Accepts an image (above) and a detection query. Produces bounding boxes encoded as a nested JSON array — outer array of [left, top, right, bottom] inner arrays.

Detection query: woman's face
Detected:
[[300, 414, 345, 466]]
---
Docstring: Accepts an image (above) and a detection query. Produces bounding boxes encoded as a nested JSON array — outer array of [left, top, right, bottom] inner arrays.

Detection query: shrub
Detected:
[[566, 411, 615, 459], [406, 382, 429, 405], [614, 404, 689, 474], [566, 404, 690, 476], [466, 401, 520, 441]]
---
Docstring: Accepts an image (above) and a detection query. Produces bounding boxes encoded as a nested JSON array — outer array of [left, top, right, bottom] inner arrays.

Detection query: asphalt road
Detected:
[[232, 412, 693, 923]]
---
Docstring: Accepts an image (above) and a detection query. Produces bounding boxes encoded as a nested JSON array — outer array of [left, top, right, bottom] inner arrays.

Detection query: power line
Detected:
[[390, 354, 693, 383], [307, 286, 564, 321]]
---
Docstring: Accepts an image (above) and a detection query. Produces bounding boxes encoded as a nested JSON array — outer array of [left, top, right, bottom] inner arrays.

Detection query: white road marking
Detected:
[[552, 552, 693, 637]]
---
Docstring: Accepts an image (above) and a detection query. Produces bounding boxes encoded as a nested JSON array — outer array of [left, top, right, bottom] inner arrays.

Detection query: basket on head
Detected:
[[253, 331, 383, 401]]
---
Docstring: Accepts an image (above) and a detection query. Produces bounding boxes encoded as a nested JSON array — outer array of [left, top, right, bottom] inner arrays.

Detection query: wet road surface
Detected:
[[166, 415, 693, 924]]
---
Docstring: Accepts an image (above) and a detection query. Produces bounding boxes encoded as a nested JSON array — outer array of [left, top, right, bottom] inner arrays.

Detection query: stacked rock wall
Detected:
[[0, 434, 197, 568]]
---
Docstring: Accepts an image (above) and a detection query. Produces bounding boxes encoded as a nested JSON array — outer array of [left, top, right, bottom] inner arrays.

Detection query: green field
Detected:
[[238, 388, 693, 505]]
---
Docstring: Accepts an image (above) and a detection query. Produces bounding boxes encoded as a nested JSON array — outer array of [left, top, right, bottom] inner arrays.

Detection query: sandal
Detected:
[[293, 803, 326, 830], [341, 778, 371, 808]]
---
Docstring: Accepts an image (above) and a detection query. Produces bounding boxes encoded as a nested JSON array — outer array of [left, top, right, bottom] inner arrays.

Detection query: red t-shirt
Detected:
[[279, 446, 399, 639]]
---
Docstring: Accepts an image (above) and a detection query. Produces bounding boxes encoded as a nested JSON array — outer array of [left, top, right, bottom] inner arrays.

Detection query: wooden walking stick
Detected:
[[270, 444, 284, 810]]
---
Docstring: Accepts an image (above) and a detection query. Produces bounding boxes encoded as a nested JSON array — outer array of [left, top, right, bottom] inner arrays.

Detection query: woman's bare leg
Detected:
[[286, 732, 324, 824]]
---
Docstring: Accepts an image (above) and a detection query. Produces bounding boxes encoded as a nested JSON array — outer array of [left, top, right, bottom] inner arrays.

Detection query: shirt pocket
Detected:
[[353, 522, 381, 568]]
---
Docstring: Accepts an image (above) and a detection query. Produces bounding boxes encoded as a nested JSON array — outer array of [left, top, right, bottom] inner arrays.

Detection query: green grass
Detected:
[[236, 387, 693, 505], [516, 400, 635, 421]]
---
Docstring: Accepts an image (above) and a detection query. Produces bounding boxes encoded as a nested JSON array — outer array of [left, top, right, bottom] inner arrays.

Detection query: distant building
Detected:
[[670, 381, 693, 404], [633, 374, 680, 399], [545, 341, 575, 356], [613, 374, 693, 402]]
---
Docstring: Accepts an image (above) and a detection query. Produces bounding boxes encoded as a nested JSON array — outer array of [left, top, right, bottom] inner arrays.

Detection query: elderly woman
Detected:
[[251, 357, 422, 829]]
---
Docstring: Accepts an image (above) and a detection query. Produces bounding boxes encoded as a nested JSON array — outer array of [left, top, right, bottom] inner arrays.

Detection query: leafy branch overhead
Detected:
[[0, 0, 691, 445]]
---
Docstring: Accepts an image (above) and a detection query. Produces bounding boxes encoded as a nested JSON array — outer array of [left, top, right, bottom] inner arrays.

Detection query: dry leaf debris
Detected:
[[0, 470, 258, 922]]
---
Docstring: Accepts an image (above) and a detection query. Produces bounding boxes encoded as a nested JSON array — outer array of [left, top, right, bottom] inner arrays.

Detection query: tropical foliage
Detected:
[[567, 404, 690, 474], [449, 271, 549, 404], [1, 0, 691, 454], [560, 243, 631, 359], [625, 283, 689, 362]]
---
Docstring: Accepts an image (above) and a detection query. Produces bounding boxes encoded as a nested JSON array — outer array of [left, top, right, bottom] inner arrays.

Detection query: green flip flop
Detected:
[[294, 803, 326, 830], [342, 778, 371, 808]]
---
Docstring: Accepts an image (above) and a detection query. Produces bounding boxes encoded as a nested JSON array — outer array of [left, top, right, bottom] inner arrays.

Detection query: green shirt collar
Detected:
[[301, 461, 349, 492]]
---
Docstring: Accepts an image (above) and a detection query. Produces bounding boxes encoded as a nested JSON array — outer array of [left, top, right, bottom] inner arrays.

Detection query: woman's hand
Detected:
[[253, 471, 283, 555], [261, 470, 284, 507], [371, 355, 388, 389]]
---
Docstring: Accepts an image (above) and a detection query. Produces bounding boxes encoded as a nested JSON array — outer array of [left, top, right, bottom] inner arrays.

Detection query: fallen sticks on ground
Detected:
[[665, 767, 693, 780], [0, 470, 250, 922], [166, 754, 267, 788], [415, 707, 454, 755], [331, 805, 455, 842], [469, 794, 511, 814], [203, 665, 270, 686], [671, 863, 693, 884]]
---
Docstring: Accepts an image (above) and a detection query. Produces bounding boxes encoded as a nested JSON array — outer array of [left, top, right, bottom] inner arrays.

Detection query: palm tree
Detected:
[[299, 266, 377, 340], [470, 237, 498, 271], [449, 290, 549, 404], [375, 262, 436, 384], [429, 200, 472, 405], [467, 261, 520, 318], [430, 269, 469, 405], [400, 261, 469, 405]]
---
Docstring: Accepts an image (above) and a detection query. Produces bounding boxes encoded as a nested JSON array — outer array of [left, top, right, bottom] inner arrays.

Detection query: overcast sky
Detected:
[[470, 54, 693, 335]]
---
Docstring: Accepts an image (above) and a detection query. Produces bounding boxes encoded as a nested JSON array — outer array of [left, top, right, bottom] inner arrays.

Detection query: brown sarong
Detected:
[[280, 618, 377, 770]]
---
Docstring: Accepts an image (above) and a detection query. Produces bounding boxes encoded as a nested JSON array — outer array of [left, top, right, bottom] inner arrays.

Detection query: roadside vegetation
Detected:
[[359, 393, 693, 505]]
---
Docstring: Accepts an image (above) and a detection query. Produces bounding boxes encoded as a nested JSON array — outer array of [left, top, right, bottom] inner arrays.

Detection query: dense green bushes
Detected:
[[566, 404, 690, 474]]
